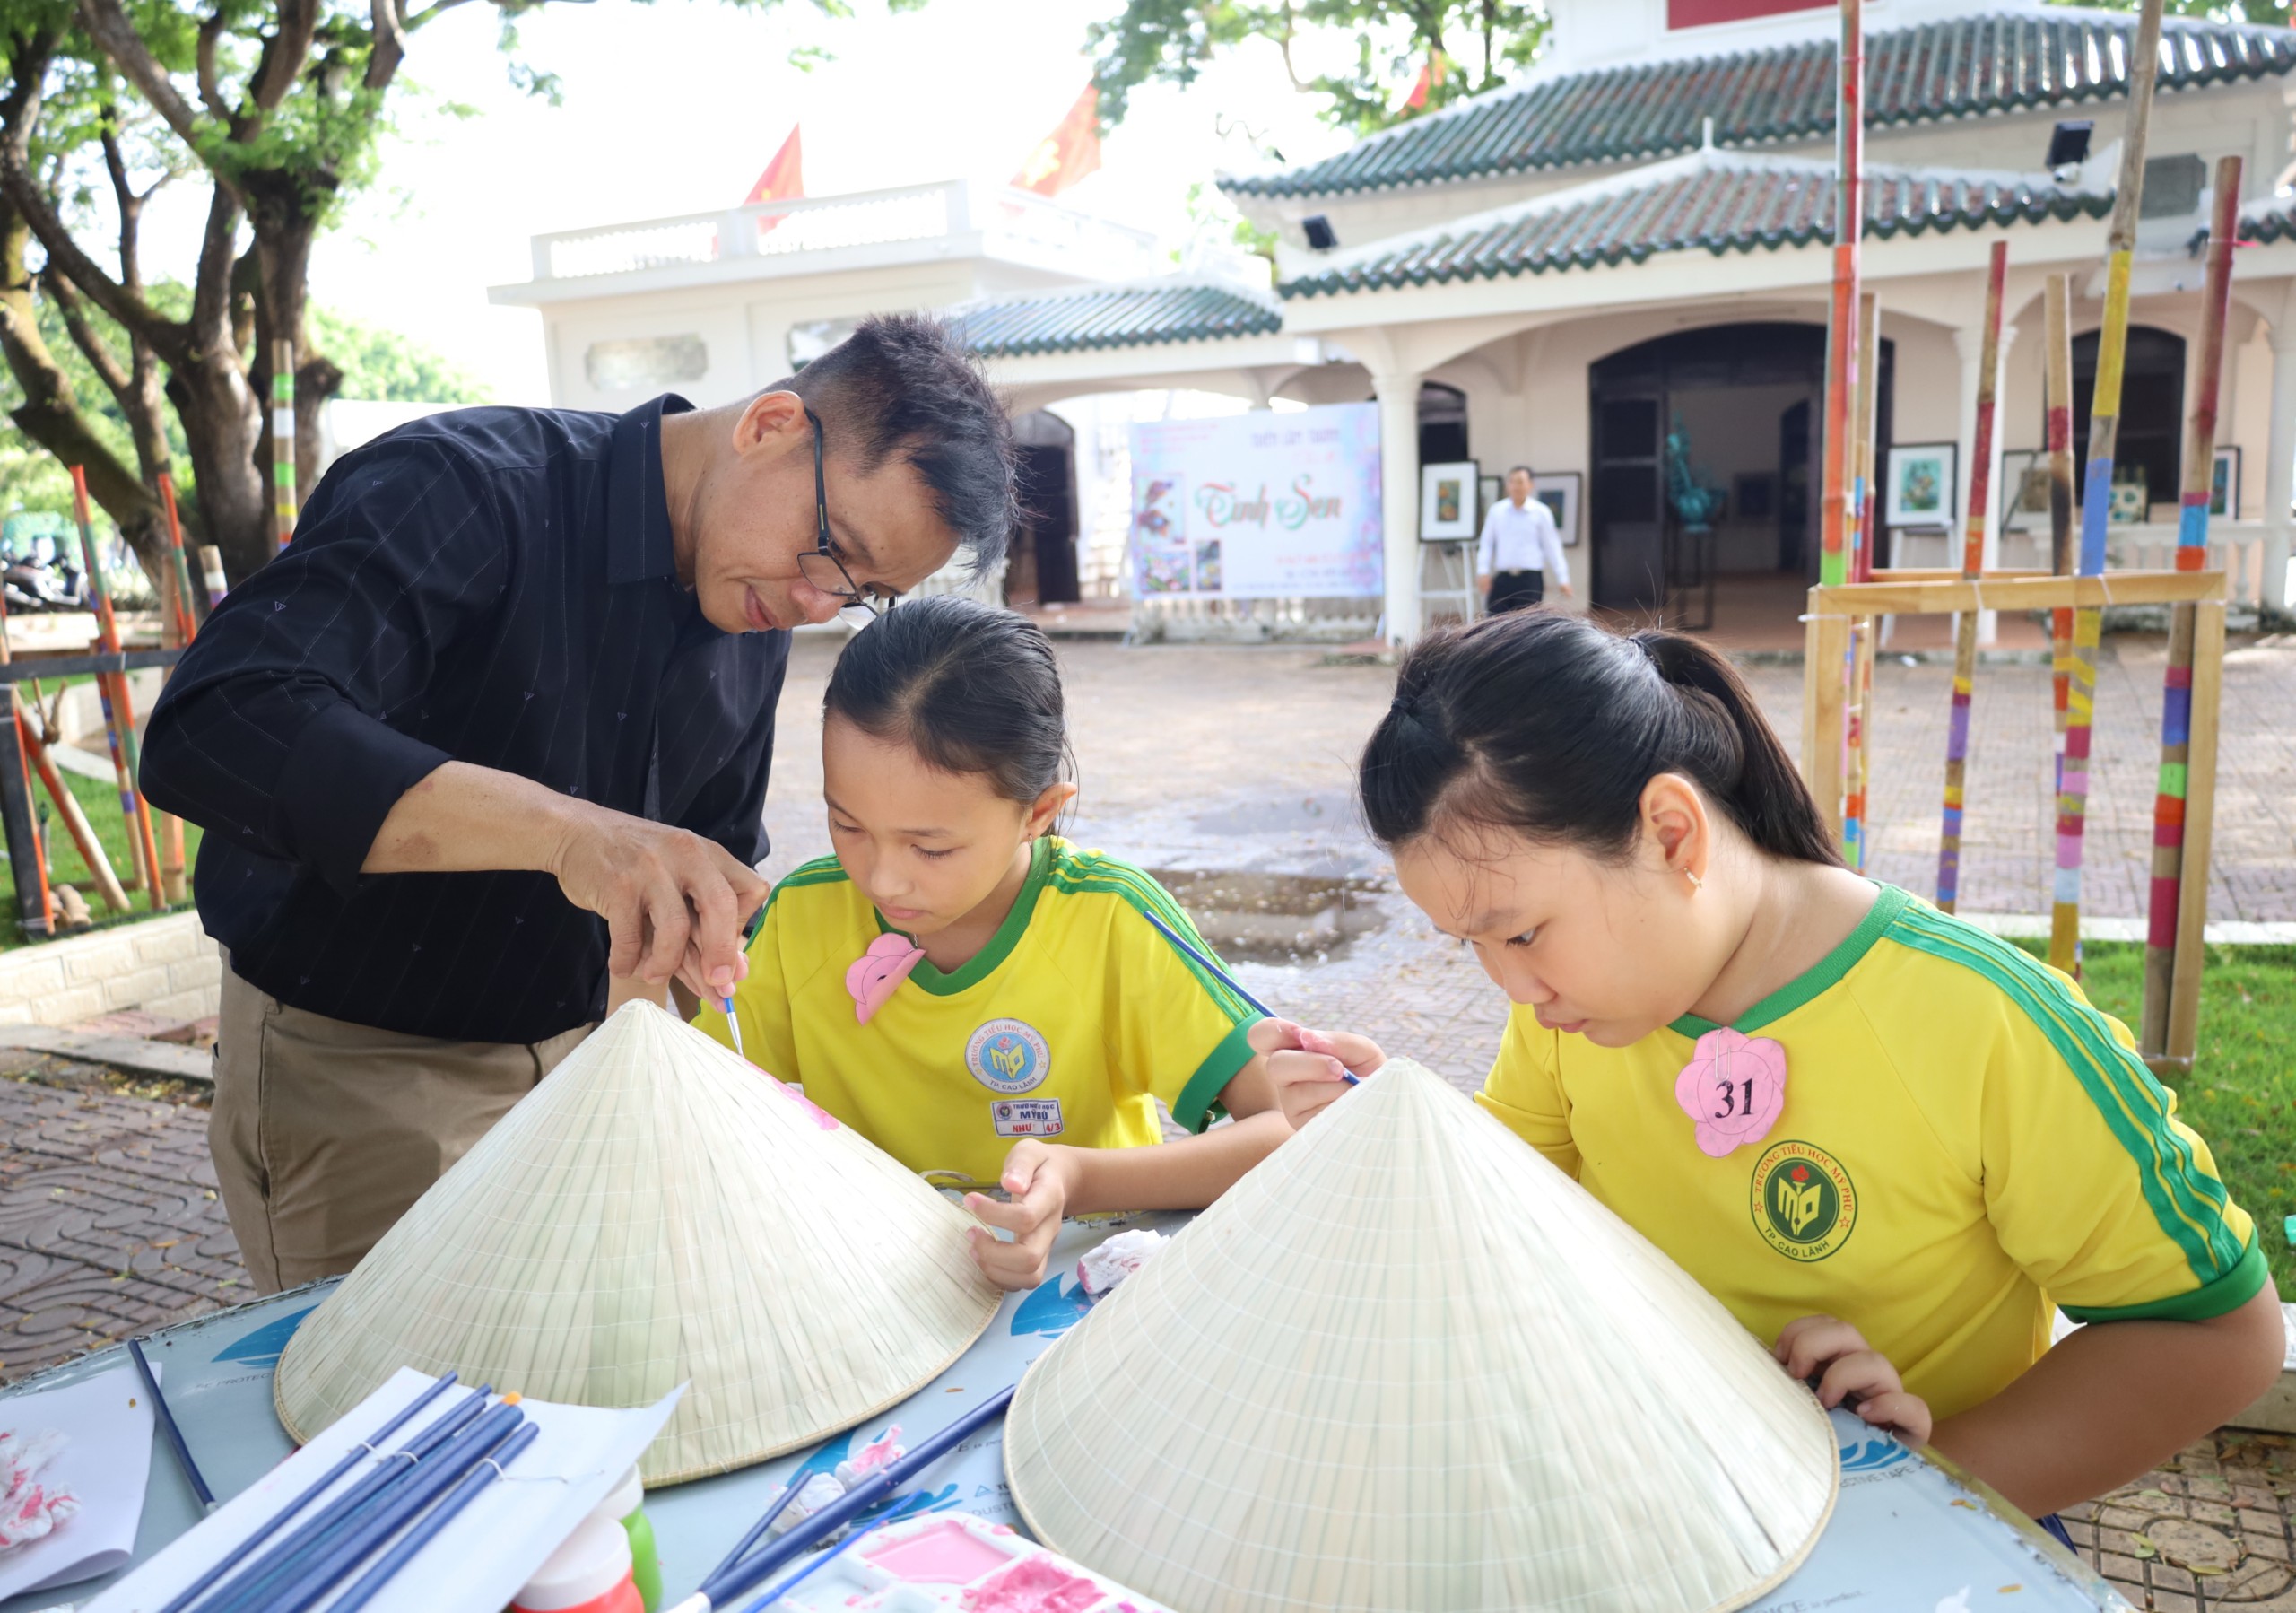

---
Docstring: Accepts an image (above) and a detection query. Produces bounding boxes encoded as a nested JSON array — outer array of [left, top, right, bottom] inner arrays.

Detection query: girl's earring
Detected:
[[1685, 869, 1704, 892]]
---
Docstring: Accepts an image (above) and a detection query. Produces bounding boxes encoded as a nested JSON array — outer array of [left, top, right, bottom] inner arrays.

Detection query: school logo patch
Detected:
[[966, 1018, 1051, 1095], [1749, 1139, 1857, 1262]]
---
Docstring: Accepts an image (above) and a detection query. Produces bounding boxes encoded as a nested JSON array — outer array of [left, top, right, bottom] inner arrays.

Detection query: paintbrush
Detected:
[[1138, 907, 1358, 1085], [127, 1338, 214, 1513]]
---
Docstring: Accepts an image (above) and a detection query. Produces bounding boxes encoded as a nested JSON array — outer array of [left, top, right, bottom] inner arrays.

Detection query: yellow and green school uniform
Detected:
[[1479, 884, 2262, 1423], [700, 837, 1264, 1189]]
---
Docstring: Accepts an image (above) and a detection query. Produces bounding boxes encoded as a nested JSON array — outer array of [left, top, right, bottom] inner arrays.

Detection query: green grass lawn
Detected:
[[0, 763, 198, 946], [2018, 938, 2296, 1303]]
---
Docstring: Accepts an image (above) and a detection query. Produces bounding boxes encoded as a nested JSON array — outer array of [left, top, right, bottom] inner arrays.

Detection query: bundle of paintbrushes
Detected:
[[153, 1374, 539, 1613], [667, 1388, 1016, 1613]]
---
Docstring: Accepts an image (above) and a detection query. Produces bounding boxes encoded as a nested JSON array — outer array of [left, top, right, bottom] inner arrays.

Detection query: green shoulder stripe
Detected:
[[1045, 849, 1261, 1026], [1886, 902, 2247, 1285]]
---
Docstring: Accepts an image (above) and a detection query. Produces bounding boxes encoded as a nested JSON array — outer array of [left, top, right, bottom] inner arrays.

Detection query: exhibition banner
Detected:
[[1129, 403, 1382, 600]]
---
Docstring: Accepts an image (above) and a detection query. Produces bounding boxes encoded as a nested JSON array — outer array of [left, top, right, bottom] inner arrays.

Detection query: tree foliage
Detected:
[[1086, 2, 1548, 136], [307, 305, 489, 403], [1, 0, 882, 583]]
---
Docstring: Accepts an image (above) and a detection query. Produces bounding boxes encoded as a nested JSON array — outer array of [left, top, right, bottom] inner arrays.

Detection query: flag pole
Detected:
[[2141, 153, 2241, 1052]]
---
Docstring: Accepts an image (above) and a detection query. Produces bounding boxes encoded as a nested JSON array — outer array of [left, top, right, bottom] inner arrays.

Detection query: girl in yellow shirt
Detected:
[[700, 597, 1286, 1290], [1259, 608, 2279, 1520]]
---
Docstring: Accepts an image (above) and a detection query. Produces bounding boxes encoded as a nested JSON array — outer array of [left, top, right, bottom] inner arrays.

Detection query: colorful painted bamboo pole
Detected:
[[1843, 292, 1882, 870], [157, 470, 200, 640], [2058, 0, 2163, 958], [1819, 0, 1865, 597], [2044, 273, 2083, 973], [1936, 240, 2009, 913], [68, 466, 164, 909], [2140, 153, 2241, 1051], [198, 545, 229, 611], [273, 339, 299, 553]]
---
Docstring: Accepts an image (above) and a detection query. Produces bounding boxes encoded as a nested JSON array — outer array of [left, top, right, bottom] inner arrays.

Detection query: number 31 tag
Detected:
[[1673, 1026, 1787, 1158]]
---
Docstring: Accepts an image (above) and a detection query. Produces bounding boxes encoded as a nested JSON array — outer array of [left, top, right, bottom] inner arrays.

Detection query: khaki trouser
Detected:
[[211, 958, 593, 1295]]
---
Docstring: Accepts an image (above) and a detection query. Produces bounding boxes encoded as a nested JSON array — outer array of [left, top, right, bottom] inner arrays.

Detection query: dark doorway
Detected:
[[1419, 381, 1469, 463], [2071, 327, 2185, 510], [1588, 322, 1893, 622], [1007, 412, 1079, 606]]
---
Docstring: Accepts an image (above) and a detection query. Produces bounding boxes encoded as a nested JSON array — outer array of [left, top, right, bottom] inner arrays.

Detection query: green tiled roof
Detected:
[[1223, 12, 2296, 200], [952, 283, 1282, 356], [1279, 155, 2111, 298]]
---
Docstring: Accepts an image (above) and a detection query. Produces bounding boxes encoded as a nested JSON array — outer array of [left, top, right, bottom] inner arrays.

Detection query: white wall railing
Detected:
[[528, 181, 1161, 283]]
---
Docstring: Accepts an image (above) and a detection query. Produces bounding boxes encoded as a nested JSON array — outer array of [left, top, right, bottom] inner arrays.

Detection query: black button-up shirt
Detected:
[[143, 396, 791, 1045]]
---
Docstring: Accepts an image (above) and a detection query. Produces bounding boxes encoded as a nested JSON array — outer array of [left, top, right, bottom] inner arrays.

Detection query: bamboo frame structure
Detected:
[[1803, 567, 2226, 1072], [1818, 0, 1864, 596], [154, 469, 199, 904], [273, 339, 299, 553], [1842, 293, 1882, 870], [2141, 154, 2240, 1051], [69, 466, 164, 909], [2044, 275, 2080, 972], [1936, 242, 2008, 913]]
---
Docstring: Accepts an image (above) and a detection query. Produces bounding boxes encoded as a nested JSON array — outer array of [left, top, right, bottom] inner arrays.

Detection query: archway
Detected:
[[1588, 322, 1894, 628], [2070, 327, 2185, 512]]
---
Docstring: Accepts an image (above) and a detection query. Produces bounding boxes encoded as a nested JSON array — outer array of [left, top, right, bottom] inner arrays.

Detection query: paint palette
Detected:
[[769, 1513, 1174, 1612]]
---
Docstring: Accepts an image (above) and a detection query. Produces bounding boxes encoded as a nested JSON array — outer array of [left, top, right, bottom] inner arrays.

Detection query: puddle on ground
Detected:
[[1152, 869, 1388, 965], [1189, 793, 1355, 837]]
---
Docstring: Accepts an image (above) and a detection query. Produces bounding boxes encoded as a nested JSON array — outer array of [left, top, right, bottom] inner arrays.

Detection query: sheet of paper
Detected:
[[0, 1363, 157, 1602], [83, 1370, 678, 1613]]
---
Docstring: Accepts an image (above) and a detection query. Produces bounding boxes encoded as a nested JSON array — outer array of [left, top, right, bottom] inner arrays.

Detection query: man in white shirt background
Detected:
[[1475, 465, 1574, 614]]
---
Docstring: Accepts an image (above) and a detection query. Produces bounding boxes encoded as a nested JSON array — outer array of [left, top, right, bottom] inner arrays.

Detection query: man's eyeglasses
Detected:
[[794, 409, 898, 629]]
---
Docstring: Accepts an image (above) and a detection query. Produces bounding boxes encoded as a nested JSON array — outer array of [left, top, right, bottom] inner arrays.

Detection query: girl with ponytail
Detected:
[[1254, 609, 2277, 1523]]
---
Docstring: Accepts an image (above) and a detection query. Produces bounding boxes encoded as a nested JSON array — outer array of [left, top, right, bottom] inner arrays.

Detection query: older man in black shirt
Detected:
[[143, 315, 1014, 1292]]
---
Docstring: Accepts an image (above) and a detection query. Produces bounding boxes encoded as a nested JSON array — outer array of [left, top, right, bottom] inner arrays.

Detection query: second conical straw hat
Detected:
[[275, 1001, 1000, 1485], [1005, 1058, 1837, 1613]]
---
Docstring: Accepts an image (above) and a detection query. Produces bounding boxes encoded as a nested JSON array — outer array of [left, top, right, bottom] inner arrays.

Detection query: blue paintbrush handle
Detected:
[[705, 1451, 815, 1583], [244, 1404, 529, 1613], [1137, 907, 1274, 1020], [703, 1388, 1015, 1607], [324, 1419, 543, 1613], [155, 1373, 460, 1613], [129, 1338, 214, 1509], [183, 1385, 495, 1613], [734, 1526, 869, 1613]]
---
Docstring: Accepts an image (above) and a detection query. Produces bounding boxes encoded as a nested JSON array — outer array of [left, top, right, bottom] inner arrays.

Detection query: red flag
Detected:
[[744, 126, 804, 207], [1012, 85, 1101, 197], [1403, 50, 1448, 111]]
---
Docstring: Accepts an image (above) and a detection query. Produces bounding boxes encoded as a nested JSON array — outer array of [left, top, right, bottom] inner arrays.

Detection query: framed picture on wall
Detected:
[[2213, 446, 2242, 518], [1997, 449, 2054, 533], [1530, 471, 1583, 546], [1884, 442, 1957, 529], [1479, 475, 1503, 522], [1420, 459, 1480, 541]]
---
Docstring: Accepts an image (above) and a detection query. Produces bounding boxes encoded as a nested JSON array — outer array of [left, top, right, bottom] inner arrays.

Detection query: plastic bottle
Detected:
[[595, 1465, 661, 1613], [510, 1514, 642, 1613]]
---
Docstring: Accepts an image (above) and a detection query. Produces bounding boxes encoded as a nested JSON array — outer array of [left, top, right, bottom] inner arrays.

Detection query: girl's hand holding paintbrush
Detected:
[[1252, 1020, 1387, 1129]]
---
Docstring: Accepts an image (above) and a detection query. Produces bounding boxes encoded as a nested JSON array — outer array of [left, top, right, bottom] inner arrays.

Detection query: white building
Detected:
[[493, 0, 2296, 641]]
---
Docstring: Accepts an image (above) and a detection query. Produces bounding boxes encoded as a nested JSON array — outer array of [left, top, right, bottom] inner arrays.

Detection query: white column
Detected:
[[2266, 320, 2296, 614], [1372, 368, 1423, 643]]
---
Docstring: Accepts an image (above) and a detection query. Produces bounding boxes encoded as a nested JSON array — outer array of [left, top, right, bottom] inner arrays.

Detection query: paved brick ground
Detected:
[[4, 629, 2294, 1609]]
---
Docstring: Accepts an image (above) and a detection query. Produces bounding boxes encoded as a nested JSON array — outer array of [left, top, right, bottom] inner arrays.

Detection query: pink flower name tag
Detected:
[[846, 932, 926, 1026], [1673, 1026, 1787, 1157]]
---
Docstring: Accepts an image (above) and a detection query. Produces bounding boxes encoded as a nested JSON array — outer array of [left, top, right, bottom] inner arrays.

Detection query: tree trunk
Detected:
[[168, 354, 267, 583], [0, 205, 171, 571], [251, 214, 341, 544]]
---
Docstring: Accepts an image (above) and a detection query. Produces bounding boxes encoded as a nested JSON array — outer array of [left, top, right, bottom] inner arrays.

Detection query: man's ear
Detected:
[[732, 389, 809, 458]]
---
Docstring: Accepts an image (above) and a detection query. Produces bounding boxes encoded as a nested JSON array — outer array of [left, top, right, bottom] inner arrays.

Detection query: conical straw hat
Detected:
[[275, 1001, 1000, 1485], [1005, 1058, 1838, 1612]]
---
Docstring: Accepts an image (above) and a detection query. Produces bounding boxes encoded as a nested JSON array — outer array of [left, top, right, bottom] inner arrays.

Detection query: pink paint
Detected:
[[863, 1519, 1013, 1584], [846, 933, 926, 1024], [767, 1077, 840, 1131], [961, 1556, 1103, 1613]]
